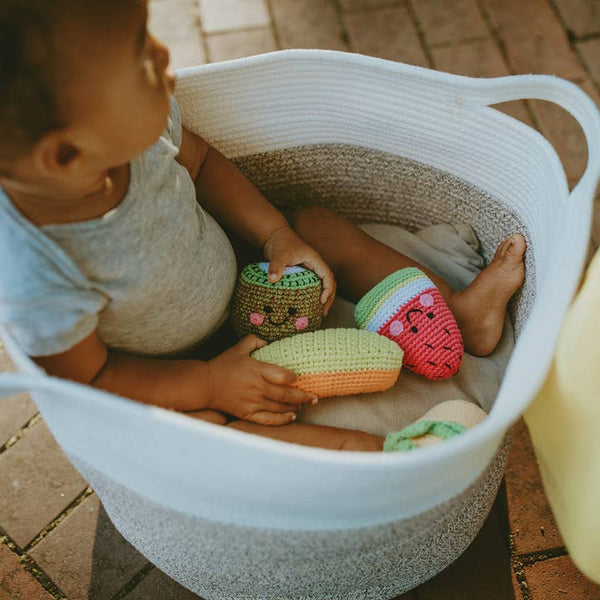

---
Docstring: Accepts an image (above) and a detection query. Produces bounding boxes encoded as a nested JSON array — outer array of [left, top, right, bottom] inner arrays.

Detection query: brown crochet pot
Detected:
[[230, 262, 323, 342]]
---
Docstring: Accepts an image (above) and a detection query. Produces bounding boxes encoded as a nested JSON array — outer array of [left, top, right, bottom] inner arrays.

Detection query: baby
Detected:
[[0, 0, 526, 452]]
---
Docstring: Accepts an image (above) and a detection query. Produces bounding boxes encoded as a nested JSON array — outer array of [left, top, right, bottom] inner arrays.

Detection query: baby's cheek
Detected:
[[250, 312, 264, 326], [294, 316, 309, 330]]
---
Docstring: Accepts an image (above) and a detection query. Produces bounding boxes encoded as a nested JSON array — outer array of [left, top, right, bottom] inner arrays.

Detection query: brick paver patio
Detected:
[[1, 1, 600, 599]]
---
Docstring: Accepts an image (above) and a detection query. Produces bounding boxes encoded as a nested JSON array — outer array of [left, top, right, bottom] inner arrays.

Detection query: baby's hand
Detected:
[[262, 226, 337, 316], [205, 335, 318, 426]]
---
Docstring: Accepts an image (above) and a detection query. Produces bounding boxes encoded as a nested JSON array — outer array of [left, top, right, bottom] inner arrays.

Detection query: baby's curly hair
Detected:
[[0, 1, 62, 165], [0, 0, 138, 170]]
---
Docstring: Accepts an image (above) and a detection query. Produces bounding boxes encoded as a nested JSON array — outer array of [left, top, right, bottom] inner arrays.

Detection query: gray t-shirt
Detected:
[[0, 98, 238, 357]]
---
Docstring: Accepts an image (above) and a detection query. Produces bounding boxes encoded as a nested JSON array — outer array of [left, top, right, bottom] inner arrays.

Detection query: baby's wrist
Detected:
[[201, 359, 222, 412], [179, 359, 214, 412], [260, 224, 292, 249]]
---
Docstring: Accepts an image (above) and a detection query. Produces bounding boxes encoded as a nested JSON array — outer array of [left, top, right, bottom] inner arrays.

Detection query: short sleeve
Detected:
[[164, 96, 182, 149], [1, 288, 107, 357], [0, 199, 108, 356]]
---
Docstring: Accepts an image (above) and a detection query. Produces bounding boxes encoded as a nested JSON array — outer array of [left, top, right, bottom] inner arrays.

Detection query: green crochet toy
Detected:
[[383, 400, 487, 451], [231, 262, 323, 342]]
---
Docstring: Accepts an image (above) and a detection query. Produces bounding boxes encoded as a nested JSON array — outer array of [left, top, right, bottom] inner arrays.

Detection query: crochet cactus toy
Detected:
[[231, 262, 323, 342], [355, 267, 463, 380], [252, 328, 403, 398]]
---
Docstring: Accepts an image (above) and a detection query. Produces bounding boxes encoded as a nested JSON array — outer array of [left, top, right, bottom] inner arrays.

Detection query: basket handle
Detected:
[[0, 372, 36, 398], [0, 371, 90, 402], [462, 74, 600, 201], [0, 372, 52, 398]]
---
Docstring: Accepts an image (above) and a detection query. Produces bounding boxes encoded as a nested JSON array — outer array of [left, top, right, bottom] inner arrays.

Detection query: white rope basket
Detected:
[[1, 50, 599, 599]]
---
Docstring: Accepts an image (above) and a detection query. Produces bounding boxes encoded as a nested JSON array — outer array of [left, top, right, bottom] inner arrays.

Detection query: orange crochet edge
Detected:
[[293, 368, 399, 398]]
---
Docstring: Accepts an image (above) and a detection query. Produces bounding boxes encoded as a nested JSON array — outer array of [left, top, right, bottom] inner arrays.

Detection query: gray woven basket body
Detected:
[[89, 144, 529, 599], [73, 435, 509, 600]]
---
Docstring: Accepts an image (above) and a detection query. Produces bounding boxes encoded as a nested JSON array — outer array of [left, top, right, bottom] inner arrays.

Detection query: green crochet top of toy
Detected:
[[383, 420, 467, 452], [240, 263, 321, 289]]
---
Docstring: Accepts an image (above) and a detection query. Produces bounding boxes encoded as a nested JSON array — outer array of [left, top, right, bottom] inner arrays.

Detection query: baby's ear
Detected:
[[34, 129, 83, 178]]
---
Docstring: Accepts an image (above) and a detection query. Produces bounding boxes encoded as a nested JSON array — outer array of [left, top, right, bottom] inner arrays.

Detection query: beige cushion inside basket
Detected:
[[296, 221, 514, 438]]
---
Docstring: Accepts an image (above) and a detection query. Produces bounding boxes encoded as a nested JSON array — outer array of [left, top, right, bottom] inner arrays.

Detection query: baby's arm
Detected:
[[33, 329, 317, 426], [176, 127, 337, 313], [176, 127, 290, 252]]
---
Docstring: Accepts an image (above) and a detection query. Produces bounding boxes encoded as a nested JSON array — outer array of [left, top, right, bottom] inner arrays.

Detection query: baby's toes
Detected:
[[495, 235, 527, 287], [504, 234, 527, 261], [493, 237, 512, 261], [494, 234, 526, 266]]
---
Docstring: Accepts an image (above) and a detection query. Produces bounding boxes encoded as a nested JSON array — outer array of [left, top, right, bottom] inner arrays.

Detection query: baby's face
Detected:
[[59, 0, 175, 172]]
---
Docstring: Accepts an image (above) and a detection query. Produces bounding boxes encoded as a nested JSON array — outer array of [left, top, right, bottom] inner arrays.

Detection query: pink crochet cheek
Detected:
[[389, 320, 404, 336], [249, 312, 264, 327], [419, 293, 434, 307], [294, 316, 309, 330]]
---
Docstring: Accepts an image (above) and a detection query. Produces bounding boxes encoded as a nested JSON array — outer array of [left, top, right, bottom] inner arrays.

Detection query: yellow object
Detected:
[[525, 249, 600, 583]]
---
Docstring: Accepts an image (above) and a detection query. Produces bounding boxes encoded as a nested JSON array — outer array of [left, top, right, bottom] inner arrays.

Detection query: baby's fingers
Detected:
[[235, 334, 268, 355], [263, 382, 318, 406], [267, 258, 285, 284], [322, 279, 337, 316], [249, 411, 297, 426], [254, 397, 301, 414], [258, 361, 298, 386], [300, 258, 336, 316], [320, 274, 336, 314]]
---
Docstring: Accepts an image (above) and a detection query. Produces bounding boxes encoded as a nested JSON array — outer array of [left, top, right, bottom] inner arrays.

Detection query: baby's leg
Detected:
[[184, 409, 229, 425], [183, 411, 382, 451], [292, 207, 526, 357], [228, 420, 384, 451]]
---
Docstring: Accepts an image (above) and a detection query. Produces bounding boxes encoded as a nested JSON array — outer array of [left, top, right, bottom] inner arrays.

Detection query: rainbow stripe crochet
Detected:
[[354, 268, 463, 380], [252, 328, 403, 398]]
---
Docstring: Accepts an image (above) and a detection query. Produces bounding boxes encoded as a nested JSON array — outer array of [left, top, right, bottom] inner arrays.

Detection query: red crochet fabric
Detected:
[[355, 268, 463, 380]]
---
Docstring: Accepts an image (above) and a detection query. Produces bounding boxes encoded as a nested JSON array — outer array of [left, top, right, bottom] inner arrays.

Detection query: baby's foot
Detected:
[[449, 234, 526, 356]]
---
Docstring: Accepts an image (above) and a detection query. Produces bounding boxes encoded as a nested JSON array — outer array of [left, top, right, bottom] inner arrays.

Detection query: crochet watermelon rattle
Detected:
[[231, 262, 323, 342], [355, 267, 463, 379]]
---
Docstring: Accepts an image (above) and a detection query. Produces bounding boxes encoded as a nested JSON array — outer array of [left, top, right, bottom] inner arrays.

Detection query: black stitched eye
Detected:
[[411, 326, 418, 333], [263, 305, 273, 313], [427, 312, 434, 319], [288, 307, 297, 316]]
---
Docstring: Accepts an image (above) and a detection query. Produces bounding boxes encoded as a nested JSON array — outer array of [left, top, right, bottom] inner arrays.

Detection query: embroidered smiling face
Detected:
[[231, 263, 323, 342], [355, 267, 464, 380], [381, 288, 463, 379]]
